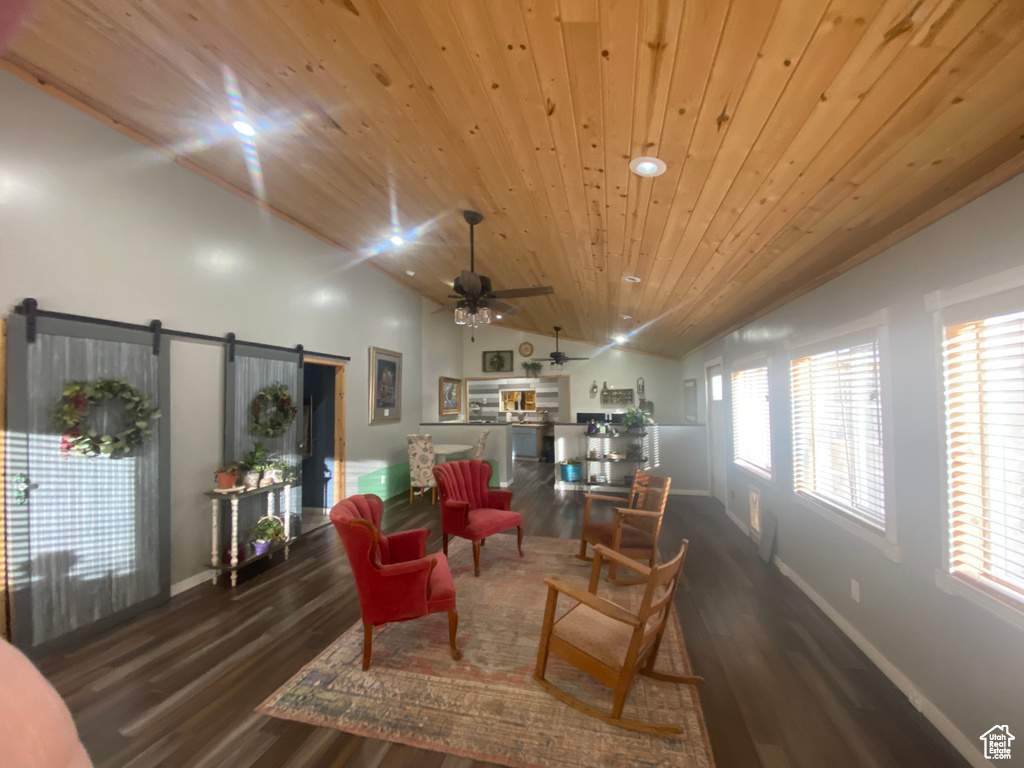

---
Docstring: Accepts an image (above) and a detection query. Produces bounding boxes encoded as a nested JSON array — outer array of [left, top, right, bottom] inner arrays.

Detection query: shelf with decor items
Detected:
[[583, 433, 648, 487], [203, 482, 295, 588]]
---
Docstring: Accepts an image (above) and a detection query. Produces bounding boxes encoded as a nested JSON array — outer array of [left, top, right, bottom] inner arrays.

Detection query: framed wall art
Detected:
[[482, 350, 513, 373], [369, 347, 402, 424], [439, 376, 462, 418]]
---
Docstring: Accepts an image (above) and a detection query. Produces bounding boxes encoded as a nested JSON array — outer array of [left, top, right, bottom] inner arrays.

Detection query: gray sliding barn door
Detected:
[[224, 347, 302, 546], [4, 315, 170, 653]]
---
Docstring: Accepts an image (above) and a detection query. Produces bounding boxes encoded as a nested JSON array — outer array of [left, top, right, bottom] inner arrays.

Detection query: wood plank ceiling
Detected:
[[6, 0, 1024, 358]]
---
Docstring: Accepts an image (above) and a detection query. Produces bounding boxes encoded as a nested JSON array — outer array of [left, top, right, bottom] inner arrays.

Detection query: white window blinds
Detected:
[[732, 366, 771, 474], [791, 340, 885, 529], [943, 309, 1024, 605]]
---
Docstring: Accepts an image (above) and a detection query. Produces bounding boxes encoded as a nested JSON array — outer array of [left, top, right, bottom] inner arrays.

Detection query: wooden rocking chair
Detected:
[[578, 470, 670, 584], [534, 541, 703, 734]]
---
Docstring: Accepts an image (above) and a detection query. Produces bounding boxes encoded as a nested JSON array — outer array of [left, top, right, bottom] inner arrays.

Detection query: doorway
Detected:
[[706, 361, 727, 505], [301, 360, 346, 533]]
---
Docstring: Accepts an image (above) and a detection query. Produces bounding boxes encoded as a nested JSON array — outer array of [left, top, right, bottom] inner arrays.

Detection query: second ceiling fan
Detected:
[[535, 326, 589, 366], [435, 210, 553, 331]]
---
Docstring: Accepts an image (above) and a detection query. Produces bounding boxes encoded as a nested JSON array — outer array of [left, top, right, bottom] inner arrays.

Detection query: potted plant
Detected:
[[264, 458, 298, 485], [560, 456, 582, 483], [250, 515, 284, 556], [621, 407, 652, 435], [240, 442, 272, 488], [522, 360, 543, 377], [626, 441, 645, 461], [214, 461, 241, 490]]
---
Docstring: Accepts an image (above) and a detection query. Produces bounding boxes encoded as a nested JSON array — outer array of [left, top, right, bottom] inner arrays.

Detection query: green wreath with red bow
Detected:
[[250, 383, 298, 438], [54, 378, 160, 458]]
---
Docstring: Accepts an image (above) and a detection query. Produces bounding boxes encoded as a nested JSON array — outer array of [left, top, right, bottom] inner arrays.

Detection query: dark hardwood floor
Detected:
[[34, 461, 969, 768]]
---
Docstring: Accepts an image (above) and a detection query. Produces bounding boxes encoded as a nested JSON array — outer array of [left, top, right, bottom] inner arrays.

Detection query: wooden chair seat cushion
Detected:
[[425, 554, 457, 613], [583, 521, 653, 550], [464, 508, 523, 540], [552, 603, 658, 669]]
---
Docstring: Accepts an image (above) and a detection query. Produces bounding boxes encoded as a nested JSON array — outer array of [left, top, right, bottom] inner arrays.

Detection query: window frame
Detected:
[[931, 276, 1024, 627], [787, 316, 898, 559], [730, 361, 773, 481]]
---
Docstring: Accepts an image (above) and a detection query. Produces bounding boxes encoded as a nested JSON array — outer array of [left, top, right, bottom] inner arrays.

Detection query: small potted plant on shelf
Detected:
[[521, 360, 543, 377], [214, 461, 241, 490], [264, 458, 298, 485], [240, 442, 273, 488], [250, 515, 284, 556], [559, 456, 582, 483], [626, 441, 645, 461], [622, 407, 652, 435]]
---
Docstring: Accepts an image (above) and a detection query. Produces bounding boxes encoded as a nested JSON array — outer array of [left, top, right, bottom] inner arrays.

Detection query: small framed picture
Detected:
[[369, 347, 402, 424], [439, 377, 462, 418], [482, 350, 513, 373]]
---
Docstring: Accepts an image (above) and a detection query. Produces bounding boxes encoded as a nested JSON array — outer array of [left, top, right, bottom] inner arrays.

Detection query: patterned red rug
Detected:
[[258, 535, 714, 768]]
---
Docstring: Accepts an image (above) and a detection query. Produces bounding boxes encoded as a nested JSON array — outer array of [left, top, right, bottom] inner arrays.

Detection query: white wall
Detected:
[[168, 340, 223, 584], [680, 171, 1024, 767], [420, 297, 464, 422], [460, 324, 684, 423], [0, 71, 428, 586]]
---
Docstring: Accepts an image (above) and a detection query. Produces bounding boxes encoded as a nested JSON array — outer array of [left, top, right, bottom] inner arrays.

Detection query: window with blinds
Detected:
[[732, 366, 771, 475], [791, 340, 885, 529], [943, 309, 1024, 606]]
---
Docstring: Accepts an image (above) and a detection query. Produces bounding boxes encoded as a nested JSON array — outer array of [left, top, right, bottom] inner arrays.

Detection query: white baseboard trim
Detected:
[[772, 555, 987, 768], [171, 570, 214, 597]]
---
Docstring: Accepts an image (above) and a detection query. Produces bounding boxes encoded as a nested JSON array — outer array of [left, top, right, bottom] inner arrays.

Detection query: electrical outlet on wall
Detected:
[[851, 579, 860, 603]]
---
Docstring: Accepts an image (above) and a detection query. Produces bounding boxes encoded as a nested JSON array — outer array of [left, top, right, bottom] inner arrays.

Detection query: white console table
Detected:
[[204, 482, 294, 587]]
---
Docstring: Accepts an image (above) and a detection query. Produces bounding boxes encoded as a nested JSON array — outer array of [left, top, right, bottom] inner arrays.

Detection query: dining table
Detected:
[[433, 443, 474, 463]]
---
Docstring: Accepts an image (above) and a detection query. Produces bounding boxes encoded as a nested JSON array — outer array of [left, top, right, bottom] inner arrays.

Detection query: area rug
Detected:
[[258, 535, 714, 768]]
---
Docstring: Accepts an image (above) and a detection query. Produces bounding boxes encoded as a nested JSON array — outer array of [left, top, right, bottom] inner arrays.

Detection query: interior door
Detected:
[[706, 363, 727, 505], [223, 346, 302, 546], [5, 314, 170, 653]]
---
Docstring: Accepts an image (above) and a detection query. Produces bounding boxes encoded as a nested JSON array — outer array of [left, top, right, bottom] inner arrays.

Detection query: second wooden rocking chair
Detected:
[[578, 470, 670, 584]]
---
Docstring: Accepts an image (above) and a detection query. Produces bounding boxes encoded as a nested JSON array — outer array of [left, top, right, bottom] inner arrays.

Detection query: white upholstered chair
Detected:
[[473, 430, 491, 460], [407, 434, 437, 504]]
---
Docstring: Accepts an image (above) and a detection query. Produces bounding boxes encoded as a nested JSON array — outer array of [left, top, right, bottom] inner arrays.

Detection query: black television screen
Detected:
[[576, 412, 607, 423]]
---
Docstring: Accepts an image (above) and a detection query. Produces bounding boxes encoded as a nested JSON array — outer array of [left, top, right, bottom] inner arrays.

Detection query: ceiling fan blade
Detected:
[[487, 299, 519, 316], [488, 286, 554, 299], [460, 269, 482, 297], [563, 356, 589, 361]]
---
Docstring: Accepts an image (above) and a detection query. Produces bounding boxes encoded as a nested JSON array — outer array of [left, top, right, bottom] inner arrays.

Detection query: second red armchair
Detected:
[[433, 460, 524, 576]]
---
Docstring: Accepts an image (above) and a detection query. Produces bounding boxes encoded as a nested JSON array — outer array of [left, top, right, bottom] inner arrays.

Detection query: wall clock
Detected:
[[518, 342, 534, 357]]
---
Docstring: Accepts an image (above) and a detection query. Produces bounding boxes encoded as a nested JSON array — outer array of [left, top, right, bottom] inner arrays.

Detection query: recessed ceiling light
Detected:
[[405, 269, 415, 276], [623, 275, 642, 283], [620, 314, 632, 320], [390, 235, 404, 246], [495, 314, 503, 320], [614, 335, 628, 344], [629, 156, 666, 177], [232, 120, 256, 137]]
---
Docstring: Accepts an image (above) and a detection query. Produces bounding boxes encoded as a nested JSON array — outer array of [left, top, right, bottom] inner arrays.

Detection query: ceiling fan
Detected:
[[537, 326, 589, 366], [434, 211, 553, 333]]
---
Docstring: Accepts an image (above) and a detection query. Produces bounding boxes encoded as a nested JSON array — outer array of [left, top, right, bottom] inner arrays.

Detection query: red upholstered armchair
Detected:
[[330, 494, 461, 670], [433, 460, 524, 576]]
